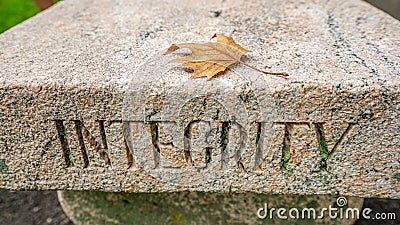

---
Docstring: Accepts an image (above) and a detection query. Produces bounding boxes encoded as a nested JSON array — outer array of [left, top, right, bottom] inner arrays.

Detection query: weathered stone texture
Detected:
[[0, 0, 399, 198]]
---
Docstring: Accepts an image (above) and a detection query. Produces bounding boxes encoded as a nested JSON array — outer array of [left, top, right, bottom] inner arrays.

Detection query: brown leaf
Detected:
[[164, 34, 288, 79]]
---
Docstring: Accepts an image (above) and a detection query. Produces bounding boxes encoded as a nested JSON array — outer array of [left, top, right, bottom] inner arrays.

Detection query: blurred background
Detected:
[[0, 0, 59, 33], [0, 0, 399, 225]]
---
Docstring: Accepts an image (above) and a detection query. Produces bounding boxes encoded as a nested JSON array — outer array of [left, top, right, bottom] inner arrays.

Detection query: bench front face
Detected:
[[0, 0, 399, 199]]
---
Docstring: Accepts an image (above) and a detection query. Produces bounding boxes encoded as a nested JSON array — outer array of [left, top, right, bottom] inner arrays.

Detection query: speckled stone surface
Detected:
[[0, 0, 399, 198]]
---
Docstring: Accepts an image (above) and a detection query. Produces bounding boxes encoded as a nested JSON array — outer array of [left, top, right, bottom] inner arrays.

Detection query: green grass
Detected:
[[0, 0, 60, 33], [0, 0, 41, 33]]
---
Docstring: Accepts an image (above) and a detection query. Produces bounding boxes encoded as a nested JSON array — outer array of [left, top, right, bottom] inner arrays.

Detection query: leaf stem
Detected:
[[238, 61, 289, 77]]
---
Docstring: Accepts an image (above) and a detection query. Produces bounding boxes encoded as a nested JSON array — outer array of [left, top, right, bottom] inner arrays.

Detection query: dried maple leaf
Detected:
[[164, 34, 288, 79]]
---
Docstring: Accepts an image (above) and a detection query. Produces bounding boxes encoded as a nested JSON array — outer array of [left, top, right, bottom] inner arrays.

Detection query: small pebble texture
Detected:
[[0, 0, 399, 225], [0, 190, 73, 225], [0, 0, 399, 199]]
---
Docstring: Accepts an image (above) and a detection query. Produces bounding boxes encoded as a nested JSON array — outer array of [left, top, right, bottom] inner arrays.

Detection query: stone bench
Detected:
[[0, 0, 399, 224]]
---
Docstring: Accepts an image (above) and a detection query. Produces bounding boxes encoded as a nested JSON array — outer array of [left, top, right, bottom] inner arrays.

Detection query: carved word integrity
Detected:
[[54, 120, 354, 172]]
